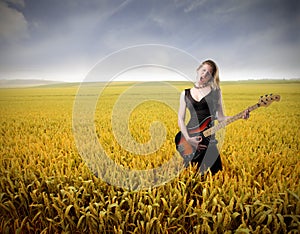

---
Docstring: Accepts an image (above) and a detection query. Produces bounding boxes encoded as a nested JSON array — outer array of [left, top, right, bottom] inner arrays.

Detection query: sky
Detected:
[[0, 0, 299, 82]]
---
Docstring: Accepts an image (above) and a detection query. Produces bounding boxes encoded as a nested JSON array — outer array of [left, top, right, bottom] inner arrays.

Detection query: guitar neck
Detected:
[[203, 103, 259, 137]]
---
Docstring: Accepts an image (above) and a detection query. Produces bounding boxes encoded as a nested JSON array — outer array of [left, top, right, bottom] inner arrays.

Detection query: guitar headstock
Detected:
[[258, 94, 281, 107]]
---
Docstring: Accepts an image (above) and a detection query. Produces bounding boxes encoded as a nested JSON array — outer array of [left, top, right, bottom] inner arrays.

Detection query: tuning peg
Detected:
[[270, 93, 273, 96], [265, 94, 268, 97], [260, 95, 263, 98]]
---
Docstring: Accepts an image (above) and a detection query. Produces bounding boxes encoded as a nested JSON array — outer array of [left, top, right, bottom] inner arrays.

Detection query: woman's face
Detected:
[[197, 64, 213, 84]]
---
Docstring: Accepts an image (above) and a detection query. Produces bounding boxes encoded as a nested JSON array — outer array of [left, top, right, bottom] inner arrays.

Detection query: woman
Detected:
[[177, 60, 249, 175]]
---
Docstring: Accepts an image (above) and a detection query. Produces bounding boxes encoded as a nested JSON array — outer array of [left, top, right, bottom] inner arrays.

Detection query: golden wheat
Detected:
[[0, 81, 299, 233]]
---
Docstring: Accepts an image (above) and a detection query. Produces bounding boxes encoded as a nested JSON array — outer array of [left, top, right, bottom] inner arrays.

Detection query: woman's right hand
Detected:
[[187, 136, 208, 151], [187, 136, 200, 148]]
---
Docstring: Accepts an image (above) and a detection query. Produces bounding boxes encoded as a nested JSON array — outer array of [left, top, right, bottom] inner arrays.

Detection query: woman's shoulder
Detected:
[[184, 88, 192, 96], [180, 88, 191, 101], [210, 87, 221, 101], [180, 88, 191, 94], [212, 87, 221, 95]]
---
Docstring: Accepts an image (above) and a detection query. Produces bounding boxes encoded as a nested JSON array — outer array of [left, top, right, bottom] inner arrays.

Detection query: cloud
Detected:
[[0, 1, 28, 42], [5, 0, 25, 8], [183, 0, 208, 13]]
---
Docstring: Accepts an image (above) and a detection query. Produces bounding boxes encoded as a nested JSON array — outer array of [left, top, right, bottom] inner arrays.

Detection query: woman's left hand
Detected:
[[242, 109, 250, 119]]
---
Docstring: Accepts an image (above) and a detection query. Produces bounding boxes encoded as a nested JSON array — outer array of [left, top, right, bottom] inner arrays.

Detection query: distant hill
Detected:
[[0, 79, 65, 88], [1, 78, 299, 88]]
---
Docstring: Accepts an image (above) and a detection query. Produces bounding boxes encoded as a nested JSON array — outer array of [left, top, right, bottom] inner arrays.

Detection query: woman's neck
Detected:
[[194, 82, 209, 89]]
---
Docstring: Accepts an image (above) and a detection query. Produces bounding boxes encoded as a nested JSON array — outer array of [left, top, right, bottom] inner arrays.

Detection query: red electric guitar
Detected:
[[175, 94, 281, 158]]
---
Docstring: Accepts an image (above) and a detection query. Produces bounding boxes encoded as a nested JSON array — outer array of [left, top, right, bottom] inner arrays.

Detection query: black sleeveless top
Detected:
[[185, 88, 220, 128], [183, 88, 223, 175]]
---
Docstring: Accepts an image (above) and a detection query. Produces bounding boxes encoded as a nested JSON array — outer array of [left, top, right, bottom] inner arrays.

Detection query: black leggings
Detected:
[[190, 143, 222, 175]]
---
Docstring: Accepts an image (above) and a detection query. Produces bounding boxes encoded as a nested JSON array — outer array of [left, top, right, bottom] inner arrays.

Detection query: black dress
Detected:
[[184, 88, 222, 175]]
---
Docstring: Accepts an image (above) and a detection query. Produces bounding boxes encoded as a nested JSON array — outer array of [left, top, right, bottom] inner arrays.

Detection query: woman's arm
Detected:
[[178, 91, 189, 139]]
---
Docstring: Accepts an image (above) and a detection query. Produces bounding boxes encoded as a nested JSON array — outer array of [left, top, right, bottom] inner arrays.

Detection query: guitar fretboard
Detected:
[[203, 103, 260, 137]]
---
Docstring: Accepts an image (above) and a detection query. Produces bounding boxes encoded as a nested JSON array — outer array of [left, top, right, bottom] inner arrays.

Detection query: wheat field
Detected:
[[0, 80, 299, 233]]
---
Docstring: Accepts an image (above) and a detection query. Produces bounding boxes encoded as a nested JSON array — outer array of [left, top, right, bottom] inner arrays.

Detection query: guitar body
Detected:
[[175, 116, 213, 158]]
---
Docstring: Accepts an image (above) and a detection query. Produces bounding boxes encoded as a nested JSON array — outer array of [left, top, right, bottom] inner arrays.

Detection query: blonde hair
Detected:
[[197, 59, 220, 90]]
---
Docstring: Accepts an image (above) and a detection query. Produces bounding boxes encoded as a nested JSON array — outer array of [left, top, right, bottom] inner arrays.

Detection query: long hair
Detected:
[[197, 60, 220, 90]]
